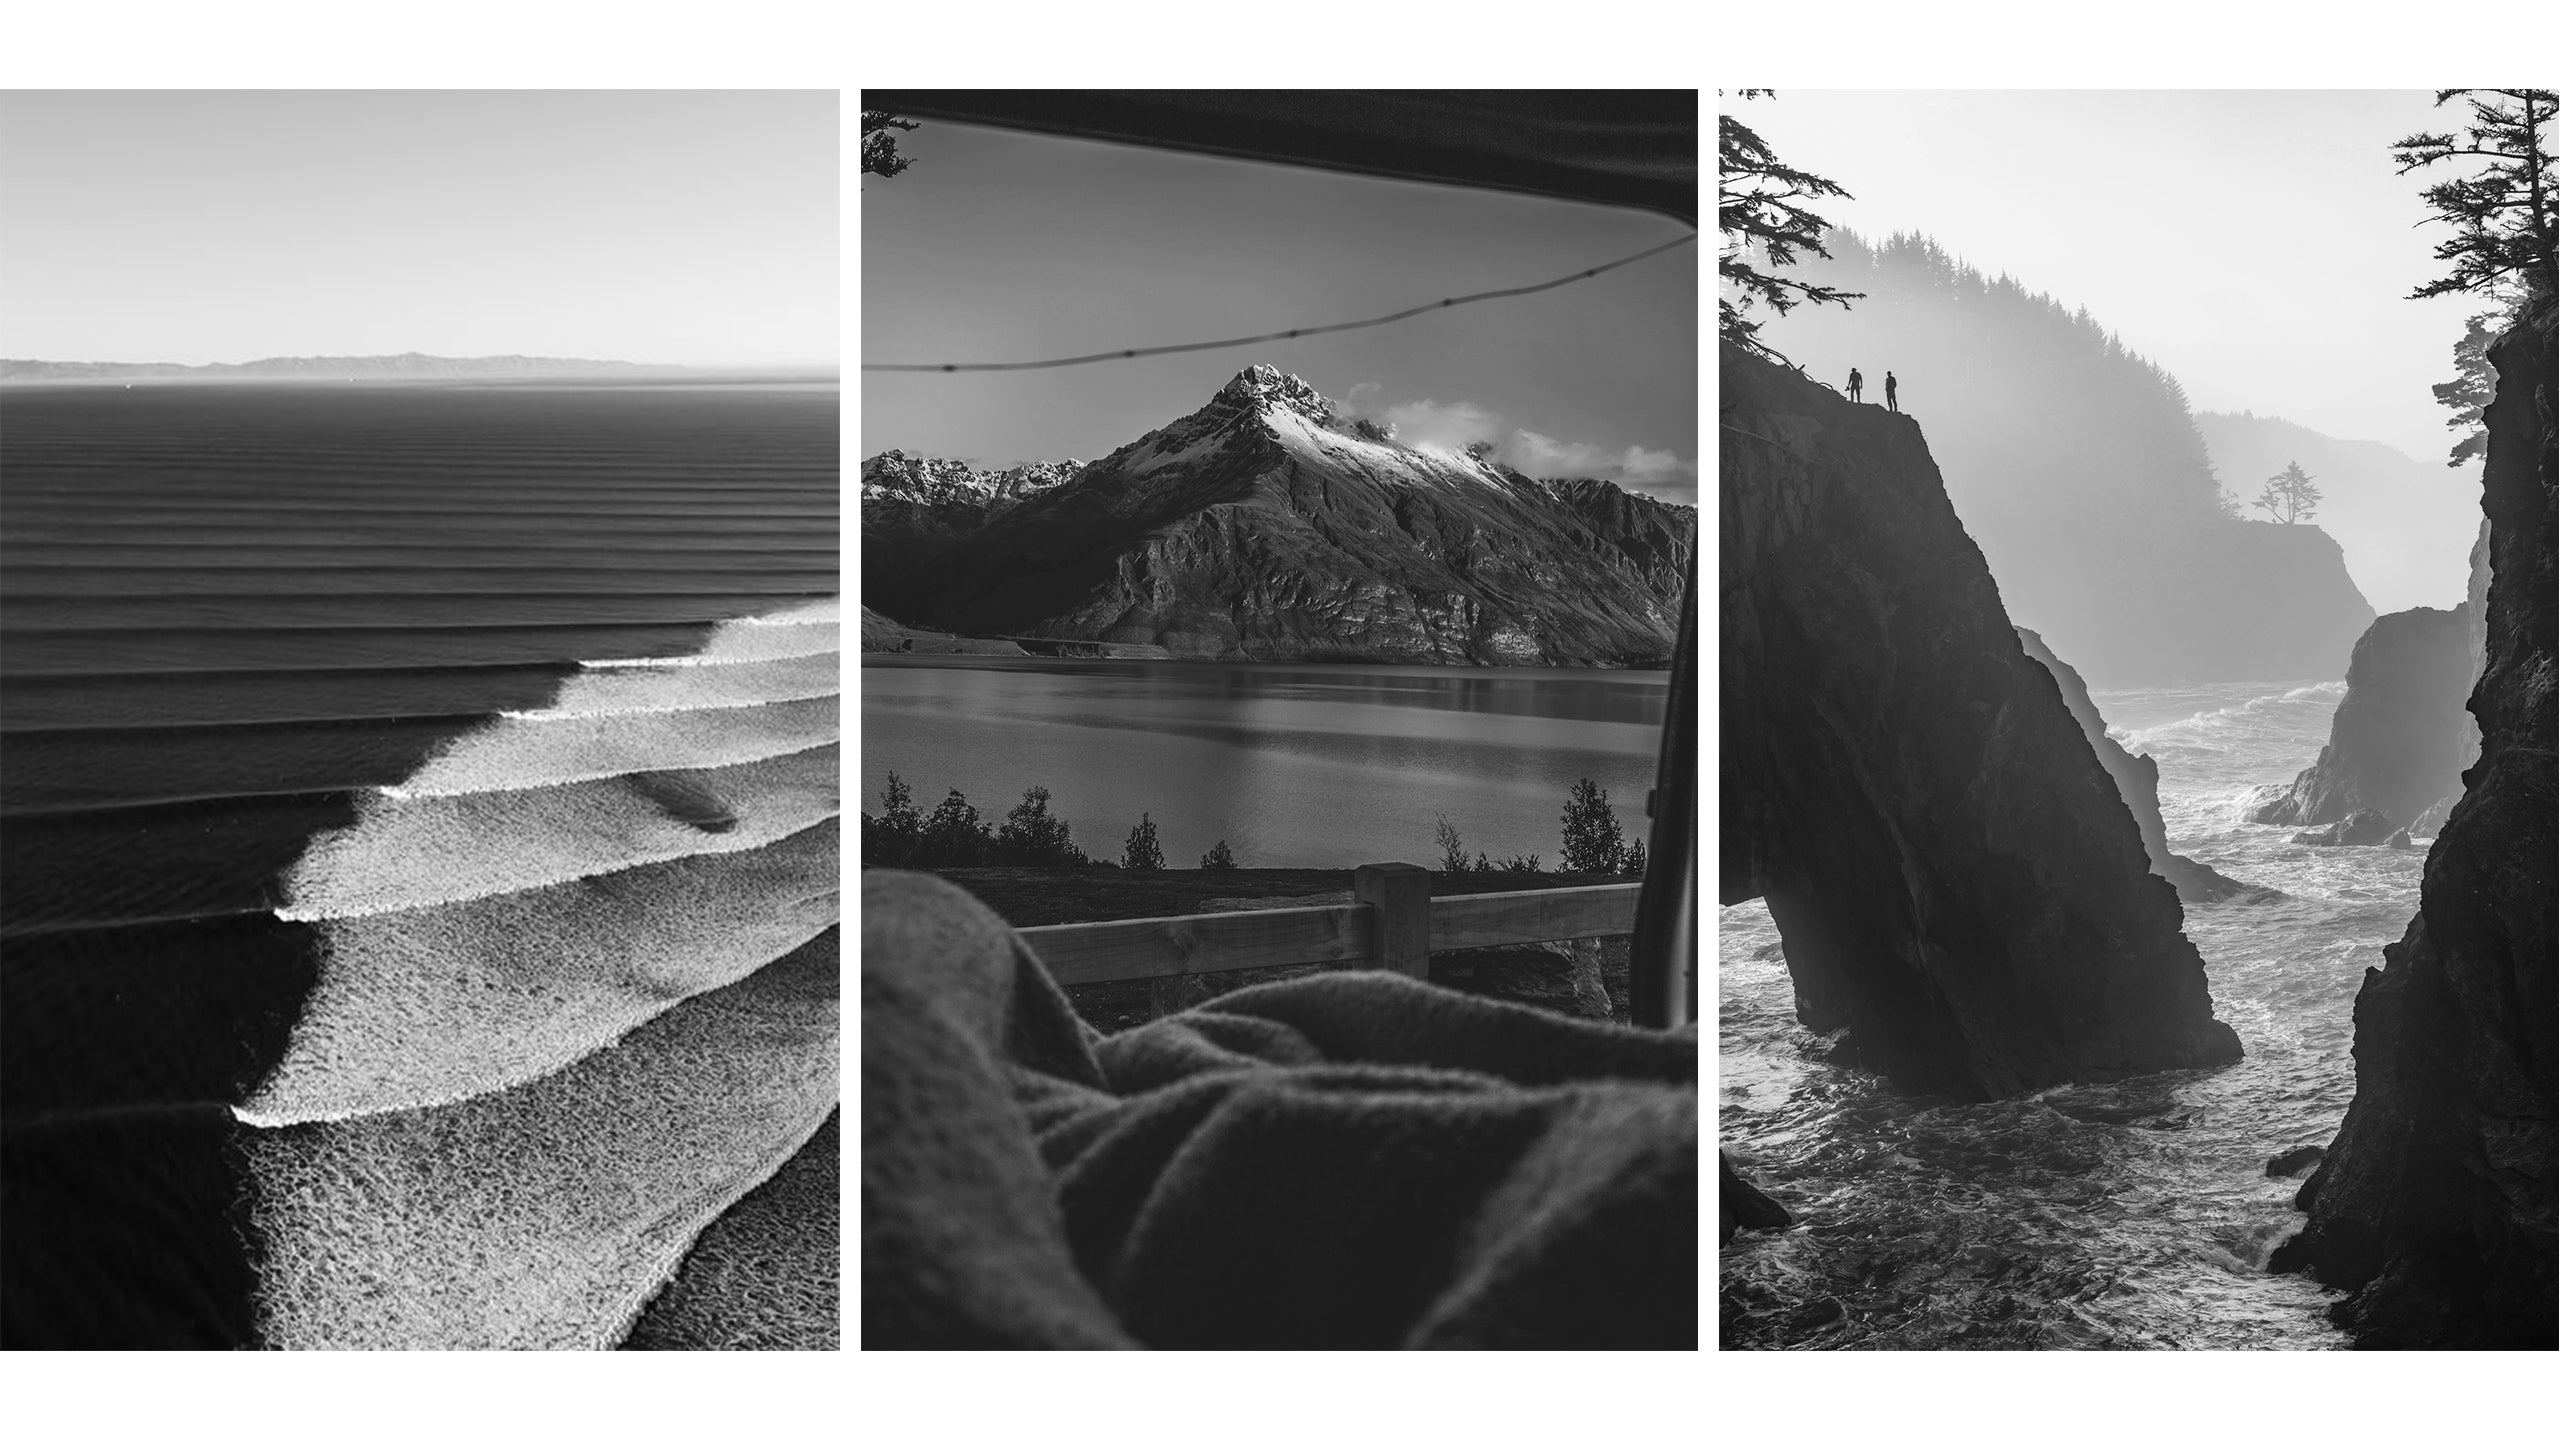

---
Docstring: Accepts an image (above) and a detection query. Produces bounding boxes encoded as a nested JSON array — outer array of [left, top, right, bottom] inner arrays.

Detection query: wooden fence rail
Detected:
[[1020, 863, 1644, 987]]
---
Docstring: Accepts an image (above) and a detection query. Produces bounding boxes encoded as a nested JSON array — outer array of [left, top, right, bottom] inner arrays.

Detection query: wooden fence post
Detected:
[[1353, 862, 1432, 980]]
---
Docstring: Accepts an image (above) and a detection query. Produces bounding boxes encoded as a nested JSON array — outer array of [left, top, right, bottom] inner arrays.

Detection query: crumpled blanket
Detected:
[[861, 870, 1698, 1348]]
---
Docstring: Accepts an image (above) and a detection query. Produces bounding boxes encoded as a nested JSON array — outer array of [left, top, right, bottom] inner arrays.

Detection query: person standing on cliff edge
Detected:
[[1884, 371, 1899, 413], [1846, 367, 1864, 403]]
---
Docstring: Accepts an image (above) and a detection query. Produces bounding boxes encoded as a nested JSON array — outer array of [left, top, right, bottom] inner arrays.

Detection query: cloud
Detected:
[[1342, 387, 1696, 506]]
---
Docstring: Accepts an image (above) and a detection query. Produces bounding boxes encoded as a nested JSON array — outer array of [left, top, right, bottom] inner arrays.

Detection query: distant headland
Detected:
[[0, 354, 838, 383]]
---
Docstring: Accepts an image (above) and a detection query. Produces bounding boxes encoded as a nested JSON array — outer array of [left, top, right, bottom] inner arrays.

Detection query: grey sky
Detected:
[[1737, 90, 2487, 471], [0, 90, 838, 367], [860, 118, 1698, 504]]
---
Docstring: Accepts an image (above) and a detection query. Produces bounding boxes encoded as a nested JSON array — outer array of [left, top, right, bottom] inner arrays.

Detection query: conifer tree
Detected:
[[1719, 91, 1863, 360], [1123, 813, 1165, 871], [1560, 778, 1628, 873], [2393, 90, 2556, 303], [863, 111, 920, 179], [2253, 462, 2323, 526]]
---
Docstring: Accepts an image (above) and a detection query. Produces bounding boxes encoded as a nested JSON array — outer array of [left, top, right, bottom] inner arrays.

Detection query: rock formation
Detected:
[[2246, 605, 2475, 834], [2015, 626, 2249, 903], [2269, 302, 2555, 1349], [2289, 809, 2400, 848], [862, 366, 1693, 666], [1720, 343, 2241, 1101]]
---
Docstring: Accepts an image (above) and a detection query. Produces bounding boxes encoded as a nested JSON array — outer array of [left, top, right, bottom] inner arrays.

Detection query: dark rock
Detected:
[[2266, 1145, 2326, 1179], [1718, 1152, 1791, 1245], [2387, 828, 2412, 851], [2289, 808, 2401, 847], [2270, 302, 2556, 1349], [862, 365, 1692, 666], [1785, 1295, 1846, 1330], [2016, 626, 2251, 904], [1720, 342, 2242, 1100], [1428, 939, 1614, 1022], [2246, 605, 2475, 831]]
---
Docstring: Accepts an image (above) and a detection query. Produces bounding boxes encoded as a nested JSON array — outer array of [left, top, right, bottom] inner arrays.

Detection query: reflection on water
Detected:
[[861, 656, 1666, 869]]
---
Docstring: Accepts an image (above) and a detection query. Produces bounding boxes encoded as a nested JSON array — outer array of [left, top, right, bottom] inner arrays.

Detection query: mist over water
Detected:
[[861, 657, 1664, 870], [1721, 678, 2411, 1349]]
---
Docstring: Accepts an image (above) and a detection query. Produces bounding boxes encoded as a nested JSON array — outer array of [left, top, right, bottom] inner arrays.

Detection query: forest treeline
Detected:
[[860, 773, 1647, 876]]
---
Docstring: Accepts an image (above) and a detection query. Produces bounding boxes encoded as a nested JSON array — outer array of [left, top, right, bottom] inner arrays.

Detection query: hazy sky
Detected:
[[0, 90, 838, 367], [1738, 90, 2486, 470], [860, 119, 1698, 503]]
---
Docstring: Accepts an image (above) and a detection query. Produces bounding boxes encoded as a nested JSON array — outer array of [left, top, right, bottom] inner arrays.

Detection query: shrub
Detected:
[[1497, 853, 1544, 873], [995, 786, 1084, 866], [1620, 839, 1648, 876], [916, 788, 995, 867], [1123, 812, 1165, 870], [1201, 838, 1239, 870]]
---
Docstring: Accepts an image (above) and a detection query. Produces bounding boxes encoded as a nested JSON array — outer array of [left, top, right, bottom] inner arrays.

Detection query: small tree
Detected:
[[1719, 90, 1863, 361], [2433, 305, 2520, 466], [863, 111, 920, 179], [1497, 853, 1544, 874], [995, 786, 1083, 866], [2253, 462, 2323, 525], [1201, 838, 1238, 870], [1619, 840, 1648, 877], [861, 771, 922, 867], [1123, 813, 1165, 870], [1434, 816, 1472, 875], [1560, 778, 1629, 873]]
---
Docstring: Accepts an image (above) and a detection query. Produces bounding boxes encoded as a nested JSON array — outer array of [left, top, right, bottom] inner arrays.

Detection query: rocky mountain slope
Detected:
[[2270, 302, 2555, 1348], [2245, 605, 2476, 837], [1721, 342, 2241, 1100], [861, 366, 1692, 666]]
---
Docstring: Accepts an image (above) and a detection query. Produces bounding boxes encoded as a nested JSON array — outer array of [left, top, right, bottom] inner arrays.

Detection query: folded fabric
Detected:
[[862, 870, 1698, 1349]]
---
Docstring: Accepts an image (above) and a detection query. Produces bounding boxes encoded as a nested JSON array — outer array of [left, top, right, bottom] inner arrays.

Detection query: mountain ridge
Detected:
[[861, 364, 1693, 666]]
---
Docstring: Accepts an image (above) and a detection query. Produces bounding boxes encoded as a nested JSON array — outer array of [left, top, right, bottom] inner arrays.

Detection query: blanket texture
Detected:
[[862, 870, 1698, 1348]]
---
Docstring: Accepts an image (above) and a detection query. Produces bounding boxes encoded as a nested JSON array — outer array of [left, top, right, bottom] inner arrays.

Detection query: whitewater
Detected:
[[1720, 678, 2421, 1349]]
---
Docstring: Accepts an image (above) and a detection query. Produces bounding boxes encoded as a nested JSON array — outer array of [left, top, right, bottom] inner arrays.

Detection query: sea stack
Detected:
[[2016, 626, 2250, 903], [2269, 302, 2556, 1348], [2245, 605, 2475, 836], [1720, 343, 2242, 1100]]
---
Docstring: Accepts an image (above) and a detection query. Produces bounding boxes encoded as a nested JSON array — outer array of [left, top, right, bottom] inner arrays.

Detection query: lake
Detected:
[[860, 656, 1669, 870]]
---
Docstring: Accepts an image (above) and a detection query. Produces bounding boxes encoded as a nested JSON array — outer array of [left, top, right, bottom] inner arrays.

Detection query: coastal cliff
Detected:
[[2016, 626, 2249, 903], [2246, 605, 2475, 835], [1720, 343, 2241, 1100], [2269, 303, 2556, 1348]]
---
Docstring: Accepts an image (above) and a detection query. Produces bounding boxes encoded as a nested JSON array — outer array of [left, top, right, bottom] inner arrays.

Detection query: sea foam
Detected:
[[243, 935, 838, 1349]]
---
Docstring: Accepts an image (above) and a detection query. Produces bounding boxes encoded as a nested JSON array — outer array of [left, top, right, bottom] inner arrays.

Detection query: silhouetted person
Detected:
[[1846, 368, 1864, 403], [1884, 371, 1899, 413]]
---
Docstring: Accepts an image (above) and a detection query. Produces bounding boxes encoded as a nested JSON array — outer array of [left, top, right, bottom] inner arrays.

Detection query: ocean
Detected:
[[0, 383, 840, 1347], [859, 656, 1667, 871], [1719, 677, 2414, 1349]]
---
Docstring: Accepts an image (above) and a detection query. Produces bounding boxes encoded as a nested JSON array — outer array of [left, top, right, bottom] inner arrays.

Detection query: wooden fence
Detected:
[[1019, 862, 1644, 986]]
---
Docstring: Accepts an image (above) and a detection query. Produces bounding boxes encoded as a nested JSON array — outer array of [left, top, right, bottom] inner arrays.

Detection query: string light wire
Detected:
[[862, 231, 1698, 374]]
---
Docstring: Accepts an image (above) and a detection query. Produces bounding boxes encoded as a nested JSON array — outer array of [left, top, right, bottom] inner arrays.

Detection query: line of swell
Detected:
[[268, 811, 844, 925], [372, 731, 840, 800]]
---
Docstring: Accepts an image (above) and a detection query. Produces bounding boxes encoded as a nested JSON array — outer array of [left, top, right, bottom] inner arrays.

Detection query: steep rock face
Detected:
[[863, 366, 1694, 665], [2015, 627, 2248, 903], [2246, 606, 2476, 832], [2412, 519, 2494, 835], [2270, 305, 2555, 1349], [1720, 343, 2241, 1100]]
